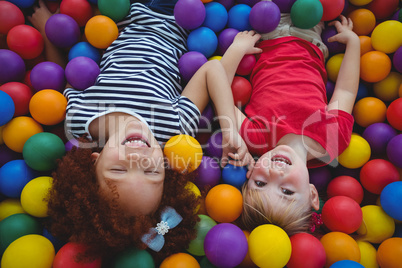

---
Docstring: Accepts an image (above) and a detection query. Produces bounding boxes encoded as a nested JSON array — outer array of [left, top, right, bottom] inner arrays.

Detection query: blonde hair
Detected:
[[241, 183, 312, 236]]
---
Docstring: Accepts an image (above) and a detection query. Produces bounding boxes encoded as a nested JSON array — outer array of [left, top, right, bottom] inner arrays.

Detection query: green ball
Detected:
[[187, 215, 217, 256], [112, 248, 155, 268], [98, 0, 131, 22], [0, 213, 41, 254], [22, 132, 66, 171], [290, 0, 323, 29], [200, 256, 218, 268]]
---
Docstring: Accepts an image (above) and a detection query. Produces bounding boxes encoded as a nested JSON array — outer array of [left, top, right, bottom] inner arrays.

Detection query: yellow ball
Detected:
[[1, 234, 55, 268], [160, 252, 200, 268], [373, 72, 402, 102], [357, 205, 395, 244], [85, 15, 118, 49], [357, 241, 378, 268], [348, 0, 373, 6], [20, 176, 53, 218], [371, 20, 402, 54], [338, 133, 371, 169], [185, 181, 201, 213], [326, 53, 344, 83], [2, 116, 43, 153], [164, 134, 203, 173], [208, 56, 222, 61], [248, 224, 291, 268], [0, 199, 25, 221]]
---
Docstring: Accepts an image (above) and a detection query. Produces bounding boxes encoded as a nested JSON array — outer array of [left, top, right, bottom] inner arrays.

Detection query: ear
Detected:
[[309, 184, 320, 211], [91, 152, 100, 164]]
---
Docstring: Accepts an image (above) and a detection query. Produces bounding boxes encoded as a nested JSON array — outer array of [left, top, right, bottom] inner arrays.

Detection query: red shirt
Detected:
[[240, 36, 354, 168]]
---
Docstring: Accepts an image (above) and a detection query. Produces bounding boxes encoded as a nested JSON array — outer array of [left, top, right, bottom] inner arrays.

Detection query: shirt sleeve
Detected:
[[239, 116, 272, 156], [172, 96, 201, 137]]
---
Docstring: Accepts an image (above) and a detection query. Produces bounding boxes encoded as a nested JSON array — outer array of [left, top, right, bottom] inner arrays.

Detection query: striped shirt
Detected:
[[64, 3, 200, 144]]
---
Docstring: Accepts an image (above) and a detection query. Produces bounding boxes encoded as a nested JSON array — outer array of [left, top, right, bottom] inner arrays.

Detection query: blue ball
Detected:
[[0, 160, 35, 198], [68, 42, 101, 64], [330, 260, 364, 268], [0, 91, 15, 126], [356, 83, 369, 102], [203, 2, 228, 33], [7, 0, 35, 8], [228, 4, 252, 31], [380, 181, 402, 221], [187, 27, 218, 58], [221, 164, 247, 189]]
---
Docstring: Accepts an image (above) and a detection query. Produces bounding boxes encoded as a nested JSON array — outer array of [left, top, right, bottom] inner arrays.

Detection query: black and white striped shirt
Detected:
[[64, 3, 200, 144]]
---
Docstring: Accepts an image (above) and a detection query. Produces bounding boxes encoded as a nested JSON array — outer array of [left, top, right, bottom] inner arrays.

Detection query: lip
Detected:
[[271, 154, 292, 165], [122, 134, 150, 148]]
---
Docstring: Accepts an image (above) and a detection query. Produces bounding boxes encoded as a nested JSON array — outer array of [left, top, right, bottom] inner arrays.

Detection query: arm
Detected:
[[326, 15, 360, 114]]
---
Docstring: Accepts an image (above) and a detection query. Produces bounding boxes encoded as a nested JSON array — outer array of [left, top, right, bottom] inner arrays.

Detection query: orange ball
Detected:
[[320, 232, 360, 268], [359, 36, 373, 56], [348, 9, 376, 36], [377, 237, 402, 268], [360, 51, 392, 83], [352, 97, 387, 127], [160, 253, 200, 268], [205, 184, 243, 223], [29, 89, 67, 126], [2, 116, 43, 153], [84, 15, 118, 49], [238, 230, 257, 268]]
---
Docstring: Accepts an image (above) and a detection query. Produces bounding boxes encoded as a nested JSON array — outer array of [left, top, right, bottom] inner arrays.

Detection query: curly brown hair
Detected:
[[46, 143, 200, 262]]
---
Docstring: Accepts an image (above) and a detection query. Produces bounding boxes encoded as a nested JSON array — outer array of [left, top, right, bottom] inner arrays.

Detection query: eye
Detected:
[[111, 168, 126, 173], [282, 188, 294, 195], [144, 170, 159, 175], [254, 181, 266, 187]]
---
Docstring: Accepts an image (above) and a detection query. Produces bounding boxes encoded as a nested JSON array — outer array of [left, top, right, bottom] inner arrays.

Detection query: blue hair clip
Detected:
[[141, 206, 183, 252]]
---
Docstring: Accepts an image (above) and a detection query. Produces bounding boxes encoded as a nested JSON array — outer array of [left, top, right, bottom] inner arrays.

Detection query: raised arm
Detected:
[[326, 15, 360, 114]]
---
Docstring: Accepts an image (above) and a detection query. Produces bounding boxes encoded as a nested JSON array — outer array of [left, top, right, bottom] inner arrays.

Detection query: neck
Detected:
[[277, 134, 308, 163]]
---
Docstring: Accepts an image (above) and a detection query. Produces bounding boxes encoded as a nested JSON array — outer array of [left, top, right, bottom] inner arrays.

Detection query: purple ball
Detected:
[[362, 123, 397, 156], [174, 0, 206, 30], [326, 80, 335, 100], [204, 223, 248, 268], [65, 56, 100, 90], [309, 166, 331, 192], [195, 156, 221, 190], [0, 144, 22, 168], [65, 138, 79, 151], [199, 103, 214, 130], [393, 46, 402, 73], [322, 26, 346, 55], [216, 0, 235, 10], [178, 51, 208, 82], [30, 61, 66, 92], [272, 0, 296, 13], [387, 134, 402, 168], [249, 1, 281, 34], [205, 131, 223, 160], [237, 0, 260, 7], [218, 28, 239, 55], [0, 49, 25, 84], [45, 14, 80, 48], [391, 9, 400, 21]]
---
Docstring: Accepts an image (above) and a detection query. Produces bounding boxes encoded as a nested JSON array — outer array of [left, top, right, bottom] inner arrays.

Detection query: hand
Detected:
[[27, 0, 59, 35], [327, 15, 359, 45], [232, 30, 263, 55]]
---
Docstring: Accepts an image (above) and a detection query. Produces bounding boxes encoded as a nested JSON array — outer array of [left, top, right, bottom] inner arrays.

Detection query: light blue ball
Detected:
[[0, 159, 36, 198], [380, 181, 402, 221], [0, 91, 15, 126], [330, 260, 364, 268], [187, 27, 218, 58], [203, 2, 228, 33], [222, 163, 247, 189], [68, 42, 101, 64], [227, 4, 252, 31]]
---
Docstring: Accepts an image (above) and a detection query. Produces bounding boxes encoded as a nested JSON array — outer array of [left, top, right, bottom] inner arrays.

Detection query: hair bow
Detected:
[[141, 206, 183, 252], [309, 212, 323, 233]]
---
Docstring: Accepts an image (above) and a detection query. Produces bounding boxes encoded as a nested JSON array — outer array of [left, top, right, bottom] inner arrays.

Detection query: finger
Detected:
[[38, 0, 45, 7]]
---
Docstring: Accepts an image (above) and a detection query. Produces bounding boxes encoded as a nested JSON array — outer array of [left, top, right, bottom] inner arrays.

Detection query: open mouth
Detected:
[[271, 155, 292, 165], [122, 136, 150, 147]]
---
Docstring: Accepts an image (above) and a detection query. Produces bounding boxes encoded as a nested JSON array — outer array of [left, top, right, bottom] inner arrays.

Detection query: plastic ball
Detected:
[[348, 0, 372, 5], [0, 91, 15, 126], [227, 4, 252, 31], [1, 234, 55, 268], [290, 0, 323, 29], [65, 56, 100, 90], [0, 49, 26, 84], [393, 46, 402, 73], [30, 61, 66, 92], [53, 242, 102, 268], [216, 0, 234, 10], [322, 196, 362, 234], [309, 166, 331, 192], [2, 117, 43, 153], [68, 42, 101, 64], [360, 159, 400, 195], [20, 176, 52, 218], [65, 138, 79, 152], [362, 122, 397, 156], [0, 82, 32, 117], [360, 51, 391, 83], [352, 97, 387, 128], [326, 53, 344, 83], [231, 76, 252, 108], [204, 223, 248, 267], [386, 98, 402, 131], [85, 15, 119, 49], [374, 72, 402, 102], [160, 253, 200, 268], [319, 0, 344, 21], [164, 134, 203, 173], [380, 181, 402, 221], [22, 132, 66, 171], [221, 164, 247, 189], [248, 224, 291, 268], [98, 0, 130, 22], [249, 1, 280, 33], [187, 27, 218, 58], [337, 133, 371, 169], [112, 248, 155, 268], [218, 28, 239, 55], [356, 241, 378, 268], [0, 159, 35, 198], [195, 156, 221, 190], [45, 14, 80, 48], [287, 232, 326, 268], [202, 2, 228, 33], [348, 9, 376, 36], [205, 184, 243, 223], [205, 131, 223, 159], [272, 0, 296, 13], [320, 232, 360, 267], [0, 199, 25, 221], [367, 0, 399, 20], [387, 134, 402, 168], [371, 20, 402, 54], [60, 0, 93, 27], [321, 26, 346, 55], [0, 1, 25, 35], [28, 90, 66, 126], [236, 54, 256, 76], [330, 260, 364, 268], [359, 36, 373, 56], [327, 176, 364, 204], [7, 25, 44, 60], [356, 83, 369, 102], [178, 51, 208, 82], [187, 215, 217, 256], [357, 205, 395, 244], [377, 237, 402, 268], [174, 0, 206, 30], [237, 230, 255, 268]]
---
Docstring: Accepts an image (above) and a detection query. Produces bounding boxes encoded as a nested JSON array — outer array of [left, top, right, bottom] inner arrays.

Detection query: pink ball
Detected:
[[327, 176, 364, 204], [287, 233, 326, 268], [231, 76, 252, 108], [360, 159, 400, 195], [236, 54, 256, 76]]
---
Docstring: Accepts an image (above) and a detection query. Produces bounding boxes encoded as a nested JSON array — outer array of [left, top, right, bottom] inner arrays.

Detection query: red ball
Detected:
[[236, 54, 256, 76], [367, 0, 399, 20], [327, 176, 364, 204], [287, 233, 326, 268], [386, 98, 402, 131], [0, 82, 33, 116], [231, 76, 252, 108], [0, 1, 25, 35], [360, 159, 400, 195], [60, 0, 93, 27], [321, 196, 363, 234], [7, 25, 44, 60], [319, 0, 344, 21], [53, 242, 102, 268]]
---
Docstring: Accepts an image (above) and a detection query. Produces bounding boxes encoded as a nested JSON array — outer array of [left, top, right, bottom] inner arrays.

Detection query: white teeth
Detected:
[[272, 157, 291, 165], [123, 138, 148, 146]]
